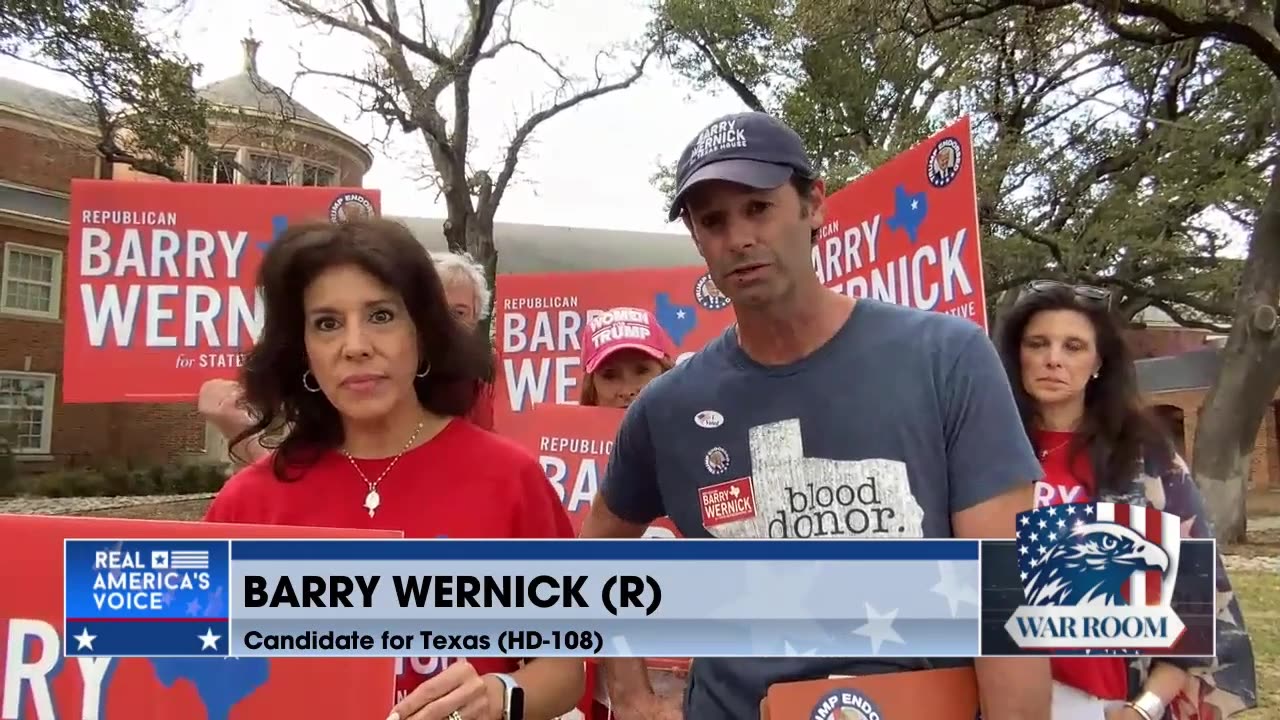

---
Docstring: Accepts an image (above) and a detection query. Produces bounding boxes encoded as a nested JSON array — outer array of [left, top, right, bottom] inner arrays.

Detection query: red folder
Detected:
[[760, 666, 980, 719]]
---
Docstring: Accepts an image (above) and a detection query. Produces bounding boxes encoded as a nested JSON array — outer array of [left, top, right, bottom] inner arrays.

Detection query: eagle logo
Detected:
[[1008, 501, 1185, 652], [1022, 521, 1169, 607]]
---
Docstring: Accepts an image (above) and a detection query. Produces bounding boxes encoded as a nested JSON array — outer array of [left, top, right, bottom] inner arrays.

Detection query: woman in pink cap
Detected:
[[578, 306, 677, 409], [577, 306, 685, 719]]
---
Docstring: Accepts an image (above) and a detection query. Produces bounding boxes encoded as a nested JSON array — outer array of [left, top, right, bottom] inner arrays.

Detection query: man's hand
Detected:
[[197, 379, 253, 438]]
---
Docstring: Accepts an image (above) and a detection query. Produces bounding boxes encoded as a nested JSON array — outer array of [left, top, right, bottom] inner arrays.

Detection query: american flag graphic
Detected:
[[1016, 501, 1181, 608]]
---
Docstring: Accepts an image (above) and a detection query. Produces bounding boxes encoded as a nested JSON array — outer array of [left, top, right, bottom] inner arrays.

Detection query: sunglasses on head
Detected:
[[1025, 279, 1111, 306]]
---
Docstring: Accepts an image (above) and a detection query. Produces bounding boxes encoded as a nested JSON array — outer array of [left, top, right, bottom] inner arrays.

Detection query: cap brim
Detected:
[[667, 159, 793, 221], [584, 343, 668, 374]]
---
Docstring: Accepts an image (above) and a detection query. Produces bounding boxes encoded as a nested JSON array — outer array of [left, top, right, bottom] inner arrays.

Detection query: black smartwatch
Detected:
[[491, 673, 525, 720]]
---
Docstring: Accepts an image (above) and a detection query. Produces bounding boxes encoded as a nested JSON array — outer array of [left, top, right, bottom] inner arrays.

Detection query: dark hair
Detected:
[[231, 218, 484, 479], [997, 282, 1172, 494]]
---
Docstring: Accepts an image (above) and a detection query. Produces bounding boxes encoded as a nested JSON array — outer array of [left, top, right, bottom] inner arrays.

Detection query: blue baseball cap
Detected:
[[667, 111, 817, 221]]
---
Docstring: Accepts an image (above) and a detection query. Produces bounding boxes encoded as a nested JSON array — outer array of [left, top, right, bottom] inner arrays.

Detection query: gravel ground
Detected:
[[0, 493, 215, 517], [1225, 554, 1280, 572]]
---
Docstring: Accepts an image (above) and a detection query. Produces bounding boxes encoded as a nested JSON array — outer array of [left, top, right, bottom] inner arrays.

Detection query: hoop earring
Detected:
[[302, 370, 321, 392], [416, 362, 431, 378]]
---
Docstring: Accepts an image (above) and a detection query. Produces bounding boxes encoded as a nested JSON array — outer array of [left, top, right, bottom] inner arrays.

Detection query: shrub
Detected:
[[20, 462, 231, 498], [25, 470, 109, 498]]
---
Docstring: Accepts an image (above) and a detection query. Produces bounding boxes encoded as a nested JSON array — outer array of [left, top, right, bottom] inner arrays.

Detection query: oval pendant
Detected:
[[364, 489, 381, 517]]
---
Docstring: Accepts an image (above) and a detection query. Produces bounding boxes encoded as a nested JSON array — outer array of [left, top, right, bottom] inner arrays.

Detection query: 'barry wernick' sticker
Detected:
[[699, 477, 756, 527]]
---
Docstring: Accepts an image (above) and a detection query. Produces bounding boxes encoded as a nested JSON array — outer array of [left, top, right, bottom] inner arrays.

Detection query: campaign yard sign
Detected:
[[62, 180, 381, 403], [501, 401, 687, 678], [815, 115, 987, 331], [492, 265, 735, 428], [503, 402, 679, 539], [491, 116, 987, 429], [0, 513, 398, 720]]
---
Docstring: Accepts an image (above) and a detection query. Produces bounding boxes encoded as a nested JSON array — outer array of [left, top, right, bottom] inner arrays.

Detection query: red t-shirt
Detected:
[[203, 419, 579, 705], [1032, 429, 1129, 701]]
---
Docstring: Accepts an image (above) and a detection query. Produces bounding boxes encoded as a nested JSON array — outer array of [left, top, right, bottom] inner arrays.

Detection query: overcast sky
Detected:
[[0, 0, 744, 235]]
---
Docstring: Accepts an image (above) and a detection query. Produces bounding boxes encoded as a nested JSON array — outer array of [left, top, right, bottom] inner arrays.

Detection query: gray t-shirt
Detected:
[[599, 299, 1043, 719]]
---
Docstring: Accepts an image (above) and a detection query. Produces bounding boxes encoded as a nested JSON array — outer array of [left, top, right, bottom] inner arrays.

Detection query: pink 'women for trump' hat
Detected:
[[579, 306, 675, 374]]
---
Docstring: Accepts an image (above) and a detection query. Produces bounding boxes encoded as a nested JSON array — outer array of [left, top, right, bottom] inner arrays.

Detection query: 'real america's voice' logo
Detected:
[[1006, 501, 1185, 650]]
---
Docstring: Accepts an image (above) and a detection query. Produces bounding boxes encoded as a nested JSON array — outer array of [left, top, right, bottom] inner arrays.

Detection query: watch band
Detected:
[[1127, 690, 1163, 720], [491, 673, 521, 720]]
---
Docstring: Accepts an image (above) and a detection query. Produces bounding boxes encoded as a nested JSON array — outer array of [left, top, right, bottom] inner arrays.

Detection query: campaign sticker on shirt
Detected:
[[699, 476, 756, 528], [704, 446, 730, 474], [694, 409, 724, 428]]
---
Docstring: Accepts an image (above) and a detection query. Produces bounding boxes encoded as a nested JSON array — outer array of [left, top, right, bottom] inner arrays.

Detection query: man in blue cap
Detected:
[[579, 111, 1051, 719]]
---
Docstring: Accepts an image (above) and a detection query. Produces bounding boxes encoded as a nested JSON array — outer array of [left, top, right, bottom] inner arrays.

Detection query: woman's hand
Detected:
[[1104, 705, 1145, 720], [387, 662, 503, 720]]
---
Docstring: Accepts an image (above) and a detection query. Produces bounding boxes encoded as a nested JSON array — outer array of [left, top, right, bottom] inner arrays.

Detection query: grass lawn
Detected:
[[1235, 571, 1280, 719]]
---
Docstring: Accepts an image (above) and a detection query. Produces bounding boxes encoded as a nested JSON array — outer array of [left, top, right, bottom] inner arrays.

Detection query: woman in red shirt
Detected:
[[203, 218, 584, 720], [997, 280, 1255, 720], [199, 251, 497, 465]]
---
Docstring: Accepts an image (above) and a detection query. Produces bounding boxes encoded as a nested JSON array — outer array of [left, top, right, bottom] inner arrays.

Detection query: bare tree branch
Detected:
[[274, 0, 654, 322], [484, 43, 657, 223]]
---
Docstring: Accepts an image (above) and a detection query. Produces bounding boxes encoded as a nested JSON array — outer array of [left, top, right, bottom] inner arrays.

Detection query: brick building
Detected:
[[0, 38, 372, 471], [1124, 307, 1279, 491]]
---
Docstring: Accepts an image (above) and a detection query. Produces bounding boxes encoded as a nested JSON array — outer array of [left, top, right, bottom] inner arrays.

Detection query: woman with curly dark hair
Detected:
[[997, 280, 1256, 720], [203, 218, 584, 720]]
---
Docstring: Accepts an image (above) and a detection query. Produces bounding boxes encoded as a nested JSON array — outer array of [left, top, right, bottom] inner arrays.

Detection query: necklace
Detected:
[[1039, 439, 1071, 459], [342, 420, 425, 518]]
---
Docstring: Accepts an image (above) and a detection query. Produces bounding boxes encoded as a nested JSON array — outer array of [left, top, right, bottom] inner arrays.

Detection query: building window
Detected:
[[301, 163, 336, 187], [1, 243, 62, 320], [248, 154, 292, 185], [196, 151, 238, 184], [0, 372, 55, 454]]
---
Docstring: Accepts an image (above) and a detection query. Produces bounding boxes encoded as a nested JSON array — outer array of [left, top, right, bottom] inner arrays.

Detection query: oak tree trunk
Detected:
[[1190, 157, 1280, 543]]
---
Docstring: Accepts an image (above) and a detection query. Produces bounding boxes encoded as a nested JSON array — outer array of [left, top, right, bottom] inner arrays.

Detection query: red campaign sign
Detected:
[[814, 115, 988, 331], [62, 179, 382, 403], [0, 513, 398, 720], [501, 402, 687, 675], [492, 266, 735, 430], [503, 403, 679, 539]]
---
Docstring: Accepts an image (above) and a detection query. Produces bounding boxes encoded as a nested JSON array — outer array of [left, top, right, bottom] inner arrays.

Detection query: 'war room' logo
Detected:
[[1007, 501, 1185, 650]]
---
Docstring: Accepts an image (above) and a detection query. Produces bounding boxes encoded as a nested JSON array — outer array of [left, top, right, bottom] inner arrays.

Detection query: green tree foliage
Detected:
[[649, 0, 1267, 331], [912, 0, 1280, 542], [0, 0, 211, 180]]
